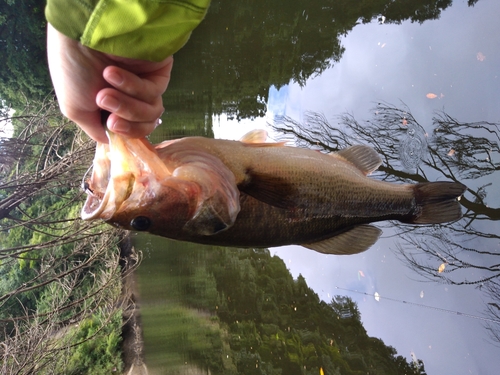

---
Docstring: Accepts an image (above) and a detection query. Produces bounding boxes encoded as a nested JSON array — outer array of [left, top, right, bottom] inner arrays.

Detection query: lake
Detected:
[[135, 1, 500, 374]]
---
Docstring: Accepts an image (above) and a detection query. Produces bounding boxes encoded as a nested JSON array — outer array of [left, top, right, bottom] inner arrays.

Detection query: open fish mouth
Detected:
[[81, 142, 113, 220], [81, 131, 172, 222]]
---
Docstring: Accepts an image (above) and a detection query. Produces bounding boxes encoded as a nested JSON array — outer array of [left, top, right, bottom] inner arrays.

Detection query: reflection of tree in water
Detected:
[[167, 0, 480, 127], [139, 241, 427, 374], [272, 102, 500, 339]]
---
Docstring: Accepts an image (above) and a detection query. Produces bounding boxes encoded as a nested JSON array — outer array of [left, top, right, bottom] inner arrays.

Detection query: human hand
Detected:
[[47, 24, 173, 143]]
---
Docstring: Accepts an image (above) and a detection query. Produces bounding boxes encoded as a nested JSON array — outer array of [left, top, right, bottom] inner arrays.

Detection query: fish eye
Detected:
[[131, 216, 151, 231]]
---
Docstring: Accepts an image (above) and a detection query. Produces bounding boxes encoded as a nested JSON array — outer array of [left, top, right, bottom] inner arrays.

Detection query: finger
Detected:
[[65, 109, 109, 143], [105, 112, 161, 138], [96, 87, 164, 123], [102, 60, 172, 103]]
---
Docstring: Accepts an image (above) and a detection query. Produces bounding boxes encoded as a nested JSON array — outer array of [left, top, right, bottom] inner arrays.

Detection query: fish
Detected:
[[81, 129, 466, 255]]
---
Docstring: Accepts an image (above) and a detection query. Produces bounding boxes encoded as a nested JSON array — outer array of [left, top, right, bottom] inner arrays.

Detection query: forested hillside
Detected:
[[0, 0, 51, 110], [138, 240, 426, 374]]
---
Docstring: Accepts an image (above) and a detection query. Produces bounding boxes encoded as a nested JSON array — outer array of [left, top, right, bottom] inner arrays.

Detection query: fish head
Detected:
[[81, 131, 195, 234], [82, 131, 240, 237]]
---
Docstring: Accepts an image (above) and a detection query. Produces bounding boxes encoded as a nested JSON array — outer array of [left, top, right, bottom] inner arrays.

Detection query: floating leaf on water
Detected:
[[426, 93, 438, 99], [320, 367, 325, 375], [447, 149, 455, 156], [402, 118, 408, 126], [358, 270, 365, 278], [438, 263, 446, 273], [477, 52, 486, 61]]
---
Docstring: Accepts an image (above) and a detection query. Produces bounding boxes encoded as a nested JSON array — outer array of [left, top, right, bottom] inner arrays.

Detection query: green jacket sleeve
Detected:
[[45, 0, 210, 62]]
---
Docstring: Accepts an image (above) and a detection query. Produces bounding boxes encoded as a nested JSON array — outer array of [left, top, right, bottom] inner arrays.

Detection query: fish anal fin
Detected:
[[302, 225, 382, 255], [335, 145, 382, 175], [240, 171, 297, 209]]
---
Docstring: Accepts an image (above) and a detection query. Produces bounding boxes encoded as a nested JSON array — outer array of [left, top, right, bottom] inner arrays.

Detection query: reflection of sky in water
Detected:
[[215, 0, 499, 374]]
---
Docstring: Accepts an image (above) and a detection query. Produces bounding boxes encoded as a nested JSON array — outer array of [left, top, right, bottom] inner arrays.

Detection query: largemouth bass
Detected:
[[82, 130, 466, 255]]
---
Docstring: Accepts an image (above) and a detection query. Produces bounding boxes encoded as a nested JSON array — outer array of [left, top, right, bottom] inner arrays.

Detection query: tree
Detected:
[[0, 99, 127, 374], [0, 0, 52, 109]]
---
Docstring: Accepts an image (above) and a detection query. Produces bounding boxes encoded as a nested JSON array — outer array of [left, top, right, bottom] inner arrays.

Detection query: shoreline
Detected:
[[118, 235, 148, 375]]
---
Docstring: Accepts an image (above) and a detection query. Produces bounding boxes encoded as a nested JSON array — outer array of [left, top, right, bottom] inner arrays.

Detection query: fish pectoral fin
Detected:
[[183, 194, 235, 235], [302, 225, 382, 255], [334, 145, 382, 175], [239, 171, 297, 209]]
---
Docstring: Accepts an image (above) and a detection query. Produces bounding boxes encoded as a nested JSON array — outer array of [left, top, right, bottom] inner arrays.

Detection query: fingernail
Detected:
[[109, 119, 130, 133], [106, 71, 123, 86], [100, 95, 120, 111]]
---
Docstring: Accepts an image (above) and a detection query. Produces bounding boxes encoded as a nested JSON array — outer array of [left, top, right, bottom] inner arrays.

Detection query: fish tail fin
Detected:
[[408, 182, 466, 224]]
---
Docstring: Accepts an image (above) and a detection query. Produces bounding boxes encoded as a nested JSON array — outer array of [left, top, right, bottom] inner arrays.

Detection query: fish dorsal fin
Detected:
[[239, 130, 288, 148], [302, 225, 382, 255], [240, 130, 268, 144], [335, 145, 382, 175]]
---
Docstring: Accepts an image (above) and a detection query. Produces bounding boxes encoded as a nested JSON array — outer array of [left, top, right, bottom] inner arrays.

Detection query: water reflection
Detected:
[[272, 103, 499, 217], [134, 102, 500, 374], [136, 236, 425, 374], [271, 102, 500, 342], [164, 0, 477, 137], [134, 0, 499, 373]]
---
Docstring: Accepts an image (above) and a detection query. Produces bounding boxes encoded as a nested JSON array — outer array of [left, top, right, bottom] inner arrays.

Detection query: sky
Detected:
[[213, 0, 500, 373], [0, 107, 14, 138]]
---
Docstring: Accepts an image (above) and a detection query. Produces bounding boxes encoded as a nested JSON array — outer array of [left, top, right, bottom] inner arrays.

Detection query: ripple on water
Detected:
[[399, 124, 427, 171]]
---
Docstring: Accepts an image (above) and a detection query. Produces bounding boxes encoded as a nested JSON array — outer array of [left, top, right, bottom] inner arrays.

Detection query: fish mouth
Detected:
[[81, 131, 172, 222], [81, 142, 115, 221]]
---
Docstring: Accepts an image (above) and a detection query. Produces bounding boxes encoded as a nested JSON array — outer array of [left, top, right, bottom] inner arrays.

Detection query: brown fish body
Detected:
[[82, 132, 465, 254]]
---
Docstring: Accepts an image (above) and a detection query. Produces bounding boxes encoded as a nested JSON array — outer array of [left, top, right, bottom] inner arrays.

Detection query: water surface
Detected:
[[136, 1, 500, 374]]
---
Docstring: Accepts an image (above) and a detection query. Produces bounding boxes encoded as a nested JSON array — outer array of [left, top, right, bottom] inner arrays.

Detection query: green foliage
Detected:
[[46, 310, 123, 375], [0, 0, 52, 109], [141, 303, 232, 373], [0, 100, 124, 374], [137, 240, 423, 374]]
